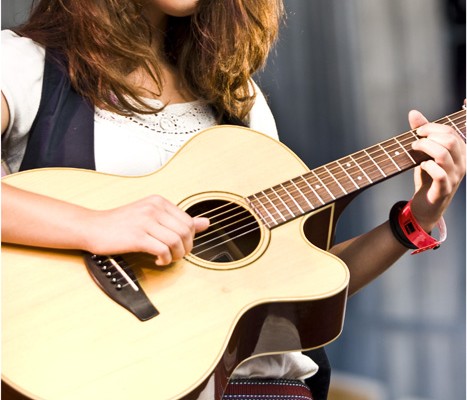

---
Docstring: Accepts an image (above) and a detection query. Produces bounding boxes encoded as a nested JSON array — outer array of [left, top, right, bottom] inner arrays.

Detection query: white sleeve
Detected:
[[1, 29, 45, 173], [247, 80, 279, 140]]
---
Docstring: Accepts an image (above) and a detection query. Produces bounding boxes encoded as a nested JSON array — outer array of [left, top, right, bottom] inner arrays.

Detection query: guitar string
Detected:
[[194, 110, 466, 223], [193, 111, 466, 232], [271, 111, 467, 203], [100, 112, 465, 278], [193, 213, 257, 246], [190, 112, 466, 246], [189, 204, 254, 242], [189, 111, 466, 256], [194, 222, 260, 256], [96, 255, 141, 290], [194, 224, 262, 258], [266, 111, 465, 204]]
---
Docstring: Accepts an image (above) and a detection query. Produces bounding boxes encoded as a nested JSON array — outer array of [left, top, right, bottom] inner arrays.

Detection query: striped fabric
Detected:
[[222, 379, 313, 399]]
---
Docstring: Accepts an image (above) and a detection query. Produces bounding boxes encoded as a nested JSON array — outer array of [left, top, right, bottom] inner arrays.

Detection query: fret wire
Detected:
[[290, 179, 316, 210], [324, 165, 348, 195], [270, 186, 296, 218], [248, 193, 276, 227], [381, 136, 416, 168], [305, 132, 414, 194], [354, 134, 414, 171], [261, 190, 287, 222], [269, 133, 415, 202], [336, 159, 361, 189], [447, 115, 466, 141], [349, 154, 373, 184], [191, 111, 465, 235], [247, 110, 465, 223], [329, 155, 380, 189], [311, 134, 416, 188], [394, 136, 416, 164], [300, 176, 325, 205], [292, 171, 345, 206], [378, 143, 401, 171], [363, 149, 387, 177], [311, 170, 336, 200], [310, 111, 465, 191], [279, 183, 306, 214], [408, 129, 418, 140], [310, 138, 409, 193], [340, 134, 412, 175]]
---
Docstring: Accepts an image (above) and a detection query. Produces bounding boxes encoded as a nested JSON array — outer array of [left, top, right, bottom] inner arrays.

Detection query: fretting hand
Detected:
[[409, 109, 466, 232]]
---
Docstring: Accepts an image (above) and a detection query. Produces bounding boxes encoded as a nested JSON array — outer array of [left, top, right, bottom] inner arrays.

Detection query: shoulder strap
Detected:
[[19, 51, 95, 171]]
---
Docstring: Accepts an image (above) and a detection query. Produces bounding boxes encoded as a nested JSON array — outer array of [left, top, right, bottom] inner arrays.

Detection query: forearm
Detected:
[[330, 220, 408, 296], [2, 183, 93, 251]]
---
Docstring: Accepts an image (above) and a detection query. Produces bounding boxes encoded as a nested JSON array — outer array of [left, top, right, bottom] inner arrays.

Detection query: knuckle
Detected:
[[166, 235, 183, 250], [179, 225, 193, 241], [443, 135, 457, 150], [148, 194, 165, 207], [157, 246, 172, 264], [186, 217, 195, 231]]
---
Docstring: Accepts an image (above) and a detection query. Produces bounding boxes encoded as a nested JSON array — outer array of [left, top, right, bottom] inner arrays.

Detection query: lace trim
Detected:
[[95, 100, 217, 153]]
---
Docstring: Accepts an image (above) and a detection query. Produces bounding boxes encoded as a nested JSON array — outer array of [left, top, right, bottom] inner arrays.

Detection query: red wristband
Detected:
[[398, 200, 447, 254]]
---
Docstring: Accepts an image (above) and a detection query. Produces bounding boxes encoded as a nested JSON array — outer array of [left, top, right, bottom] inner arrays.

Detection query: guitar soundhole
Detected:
[[185, 199, 261, 263]]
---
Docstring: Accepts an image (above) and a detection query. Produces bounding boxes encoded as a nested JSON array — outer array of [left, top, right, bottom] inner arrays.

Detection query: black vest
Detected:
[[20, 53, 95, 171]]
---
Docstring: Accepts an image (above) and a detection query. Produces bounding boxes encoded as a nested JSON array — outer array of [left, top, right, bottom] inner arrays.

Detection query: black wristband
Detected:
[[389, 201, 417, 249]]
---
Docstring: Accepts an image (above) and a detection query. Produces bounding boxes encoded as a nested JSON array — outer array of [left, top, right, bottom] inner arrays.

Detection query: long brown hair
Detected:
[[16, 0, 284, 120]]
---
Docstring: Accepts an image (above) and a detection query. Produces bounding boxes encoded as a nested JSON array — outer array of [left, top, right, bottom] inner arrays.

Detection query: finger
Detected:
[[143, 195, 197, 253], [158, 214, 210, 255], [146, 224, 188, 265], [412, 134, 455, 164], [138, 235, 173, 266], [412, 135, 460, 178], [194, 217, 210, 233], [162, 201, 200, 238], [418, 160, 451, 204], [150, 214, 194, 258], [413, 165, 423, 192], [416, 122, 466, 150]]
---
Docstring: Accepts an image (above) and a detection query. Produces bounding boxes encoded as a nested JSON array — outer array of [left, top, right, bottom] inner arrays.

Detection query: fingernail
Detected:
[[416, 126, 427, 136]]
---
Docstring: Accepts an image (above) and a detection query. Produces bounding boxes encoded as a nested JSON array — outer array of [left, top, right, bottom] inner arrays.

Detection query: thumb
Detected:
[[408, 109, 429, 130], [194, 217, 210, 233]]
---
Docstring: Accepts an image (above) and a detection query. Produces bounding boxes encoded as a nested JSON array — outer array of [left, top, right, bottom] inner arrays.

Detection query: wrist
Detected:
[[389, 200, 447, 255], [407, 201, 438, 233], [71, 207, 102, 254]]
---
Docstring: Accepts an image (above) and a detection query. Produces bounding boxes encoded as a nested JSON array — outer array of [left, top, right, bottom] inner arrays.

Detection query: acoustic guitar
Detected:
[[2, 109, 465, 400]]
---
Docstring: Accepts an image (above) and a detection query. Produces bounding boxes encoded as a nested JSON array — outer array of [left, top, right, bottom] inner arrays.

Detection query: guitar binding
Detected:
[[83, 252, 159, 321]]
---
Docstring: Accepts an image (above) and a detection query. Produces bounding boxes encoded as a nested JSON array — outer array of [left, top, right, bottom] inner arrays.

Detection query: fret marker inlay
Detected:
[[244, 109, 465, 229]]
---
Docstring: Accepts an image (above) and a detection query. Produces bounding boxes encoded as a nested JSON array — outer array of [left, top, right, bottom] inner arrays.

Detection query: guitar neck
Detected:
[[247, 109, 466, 228]]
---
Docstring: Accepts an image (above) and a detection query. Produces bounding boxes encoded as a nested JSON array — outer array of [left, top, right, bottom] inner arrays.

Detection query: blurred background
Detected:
[[2, 1, 466, 399]]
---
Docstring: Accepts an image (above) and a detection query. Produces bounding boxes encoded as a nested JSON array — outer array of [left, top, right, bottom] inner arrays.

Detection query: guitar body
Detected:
[[2, 126, 349, 400]]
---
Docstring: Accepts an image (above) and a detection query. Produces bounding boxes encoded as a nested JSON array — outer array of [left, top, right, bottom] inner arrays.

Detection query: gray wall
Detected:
[[2, 1, 466, 399]]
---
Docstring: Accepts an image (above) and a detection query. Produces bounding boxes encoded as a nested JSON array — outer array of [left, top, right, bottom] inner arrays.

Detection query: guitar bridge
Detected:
[[83, 253, 159, 321]]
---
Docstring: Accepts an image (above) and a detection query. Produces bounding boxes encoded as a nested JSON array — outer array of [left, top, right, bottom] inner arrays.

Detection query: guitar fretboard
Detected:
[[247, 109, 466, 228]]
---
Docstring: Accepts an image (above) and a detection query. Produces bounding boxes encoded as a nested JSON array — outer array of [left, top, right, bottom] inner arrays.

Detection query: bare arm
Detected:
[[2, 183, 209, 265], [332, 109, 466, 296], [1, 93, 9, 134], [1, 92, 209, 265], [330, 221, 407, 295]]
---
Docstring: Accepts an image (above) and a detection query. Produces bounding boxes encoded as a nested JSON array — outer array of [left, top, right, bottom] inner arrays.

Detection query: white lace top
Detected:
[[93, 99, 218, 175]]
